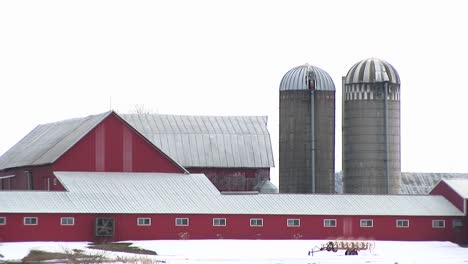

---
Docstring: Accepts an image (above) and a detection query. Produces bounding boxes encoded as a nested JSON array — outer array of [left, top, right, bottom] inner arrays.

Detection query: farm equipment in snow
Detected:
[[308, 240, 375, 256]]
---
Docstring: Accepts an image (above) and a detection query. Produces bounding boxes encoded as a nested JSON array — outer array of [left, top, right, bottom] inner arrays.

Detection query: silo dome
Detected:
[[280, 64, 335, 91], [345, 58, 400, 85]]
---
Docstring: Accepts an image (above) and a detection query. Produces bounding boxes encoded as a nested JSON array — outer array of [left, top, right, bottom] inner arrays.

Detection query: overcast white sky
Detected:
[[1, 0, 467, 185]]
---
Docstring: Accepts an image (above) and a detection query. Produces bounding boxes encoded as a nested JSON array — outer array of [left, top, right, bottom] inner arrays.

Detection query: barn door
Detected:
[[343, 217, 353, 238]]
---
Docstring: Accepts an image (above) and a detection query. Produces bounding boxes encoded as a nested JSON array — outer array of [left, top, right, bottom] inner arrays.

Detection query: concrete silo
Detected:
[[342, 58, 401, 194], [279, 64, 335, 193]]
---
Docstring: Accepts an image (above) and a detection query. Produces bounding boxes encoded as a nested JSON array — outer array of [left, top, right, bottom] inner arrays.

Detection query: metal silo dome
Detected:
[[280, 64, 335, 91], [345, 58, 400, 85], [279, 64, 336, 194]]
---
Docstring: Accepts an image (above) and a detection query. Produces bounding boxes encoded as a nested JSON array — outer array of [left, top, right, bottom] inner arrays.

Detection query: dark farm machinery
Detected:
[[308, 240, 375, 256]]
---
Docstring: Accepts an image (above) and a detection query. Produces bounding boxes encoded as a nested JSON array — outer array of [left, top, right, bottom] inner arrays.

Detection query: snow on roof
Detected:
[[0, 112, 111, 170], [121, 114, 274, 168], [0, 172, 462, 216]]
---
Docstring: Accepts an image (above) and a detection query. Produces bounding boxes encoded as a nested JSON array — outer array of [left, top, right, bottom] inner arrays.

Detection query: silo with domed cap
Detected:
[[279, 64, 335, 193], [342, 58, 401, 194]]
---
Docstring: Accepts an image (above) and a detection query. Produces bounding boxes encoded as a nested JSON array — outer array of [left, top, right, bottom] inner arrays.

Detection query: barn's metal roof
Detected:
[[0, 112, 274, 171], [0, 112, 111, 170], [279, 64, 335, 91], [400, 172, 468, 194], [0, 172, 462, 216], [345, 58, 400, 85], [121, 114, 274, 168], [436, 179, 468, 199]]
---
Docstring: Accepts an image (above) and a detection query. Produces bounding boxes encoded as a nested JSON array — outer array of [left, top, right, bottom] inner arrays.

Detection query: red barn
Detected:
[[0, 112, 275, 192], [0, 171, 465, 243], [0, 112, 467, 243]]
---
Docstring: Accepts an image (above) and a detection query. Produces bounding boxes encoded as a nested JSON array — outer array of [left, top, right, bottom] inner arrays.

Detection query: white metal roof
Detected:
[[437, 179, 468, 199], [0, 172, 462, 216], [0, 112, 111, 170], [121, 114, 274, 168]]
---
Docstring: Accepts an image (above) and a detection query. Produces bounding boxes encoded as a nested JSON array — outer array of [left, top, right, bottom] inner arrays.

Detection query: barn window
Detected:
[[24, 217, 38, 225], [61, 217, 75, 226], [213, 218, 226, 226], [0, 217, 5, 225], [396, 219, 409, 228], [137, 218, 151, 226], [250, 218, 263, 227], [324, 219, 336, 227], [453, 219, 463, 228], [432, 220, 445, 228], [287, 219, 300, 227], [360, 219, 373, 227], [176, 218, 189, 226]]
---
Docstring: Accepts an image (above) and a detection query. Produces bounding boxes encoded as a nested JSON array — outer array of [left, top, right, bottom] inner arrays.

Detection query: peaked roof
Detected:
[[434, 179, 468, 199], [0, 112, 112, 170], [0, 171, 462, 216], [121, 114, 275, 168]]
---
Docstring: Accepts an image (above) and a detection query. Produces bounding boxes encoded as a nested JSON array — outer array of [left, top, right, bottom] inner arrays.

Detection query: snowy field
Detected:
[[2, 239, 468, 263]]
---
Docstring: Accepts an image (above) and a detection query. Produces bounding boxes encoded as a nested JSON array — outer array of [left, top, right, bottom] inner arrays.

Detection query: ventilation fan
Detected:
[[95, 217, 115, 237]]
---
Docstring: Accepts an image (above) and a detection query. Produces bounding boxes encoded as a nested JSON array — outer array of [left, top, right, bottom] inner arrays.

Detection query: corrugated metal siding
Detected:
[[345, 58, 400, 84], [122, 114, 274, 168], [400, 173, 468, 194], [0, 172, 462, 216], [0, 112, 111, 170], [279, 64, 335, 91]]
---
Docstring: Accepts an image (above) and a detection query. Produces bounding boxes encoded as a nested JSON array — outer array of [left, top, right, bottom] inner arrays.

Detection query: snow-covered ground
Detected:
[[2, 239, 468, 263]]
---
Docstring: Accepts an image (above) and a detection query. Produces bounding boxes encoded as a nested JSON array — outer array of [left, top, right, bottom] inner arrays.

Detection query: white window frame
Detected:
[[0, 216, 5, 225], [360, 219, 373, 228], [432, 220, 445, 228], [323, 219, 337, 227], [287, 218, 300, 227], [137, 218, 151, 226], [24, 217, 38, 225], [250, 218, 263, 227], [396, 219, 409, 228], [213, 218, 226, 226], [175, 218, 189, 226], [60, 217, 75, 226]]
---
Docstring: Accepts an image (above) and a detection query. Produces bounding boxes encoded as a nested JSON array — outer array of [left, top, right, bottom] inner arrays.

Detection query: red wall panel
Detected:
[[54, 114, 185, 173], [187, 168, 270, 191], [430, 181, 465, 213], [0, 213, 464, 243]]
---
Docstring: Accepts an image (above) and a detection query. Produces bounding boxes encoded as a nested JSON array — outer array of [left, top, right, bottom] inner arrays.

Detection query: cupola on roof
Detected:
[[279, 64, 335, 91], [345, 58, 400, 85]]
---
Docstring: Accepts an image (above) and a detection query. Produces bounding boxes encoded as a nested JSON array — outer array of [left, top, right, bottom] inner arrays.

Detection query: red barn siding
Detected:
[[0, 213, 464, 243], [187, 168, 270, 191], [54, 114, 184, 174], [430, 181, 465, 213], [0, 166, 63, 191]]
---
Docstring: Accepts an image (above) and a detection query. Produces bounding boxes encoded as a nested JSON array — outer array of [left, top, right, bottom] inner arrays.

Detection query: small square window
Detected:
[[24, 217, 38, 225], [213, 218, 226, 226], [61, 217, 75, 226], [453, 219, 463, 228], [176, 218, 189, 226], [360, 219, 373, 227], [0, 217, 5, 225], [287, 219, 300, 227], [137, 218, 151, 226], [396, 219, 409, 228], [432, 220, 445, 228], [324, 219, 336, 227], [250, 218, 263, 227]]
